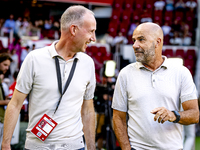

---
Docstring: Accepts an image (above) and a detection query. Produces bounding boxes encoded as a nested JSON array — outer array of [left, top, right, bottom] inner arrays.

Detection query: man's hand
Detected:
[[150, 107, 176, 123]]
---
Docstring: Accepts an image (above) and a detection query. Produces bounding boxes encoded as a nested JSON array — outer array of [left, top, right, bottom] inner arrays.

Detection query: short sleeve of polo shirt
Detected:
[[112, 68, 128, 112], [15, 52, 34, 94], [83, 58, 96, 100], [180, 66, 198, 103]]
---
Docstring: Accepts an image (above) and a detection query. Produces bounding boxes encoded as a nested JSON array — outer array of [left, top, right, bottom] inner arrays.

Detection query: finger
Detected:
[[161, 115, 170, 124], [151, 107, 162, 114], [158, 113, 167, 123], [154, 110, 163, 121]]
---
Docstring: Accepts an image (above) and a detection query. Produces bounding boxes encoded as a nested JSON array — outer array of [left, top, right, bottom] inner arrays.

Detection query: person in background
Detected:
[[20, 46, 30, 65], [185, 0, 197, 12], [162, 22, 171, 36], [154, 0, 165, 10], [112, 32, 128, 53], [2, 14, 15, 36], [165, 0, 174, 11], [112, 22, 199, 150], [175, 0, 186, 11], [31, 44, 36, 50], [9, 49, 19, 83], [0, 53, 12, 148], [2, 5, 96, 150]]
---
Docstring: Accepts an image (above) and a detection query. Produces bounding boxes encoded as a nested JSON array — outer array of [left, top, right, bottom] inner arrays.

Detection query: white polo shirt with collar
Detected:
[[16, 41, 96, 149], [112, 56, 197, 150]]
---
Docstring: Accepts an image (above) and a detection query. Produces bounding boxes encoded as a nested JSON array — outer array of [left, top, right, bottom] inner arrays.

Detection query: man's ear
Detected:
[[70, 25, 76, 36], [155, 38, 161, 48]]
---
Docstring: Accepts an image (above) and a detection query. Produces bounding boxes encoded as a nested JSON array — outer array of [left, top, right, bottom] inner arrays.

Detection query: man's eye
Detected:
[[139, 39, 144, 41]]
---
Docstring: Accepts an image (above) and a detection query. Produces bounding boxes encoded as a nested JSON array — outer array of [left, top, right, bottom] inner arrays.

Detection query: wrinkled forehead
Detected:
[[132, 26, 150, 39]]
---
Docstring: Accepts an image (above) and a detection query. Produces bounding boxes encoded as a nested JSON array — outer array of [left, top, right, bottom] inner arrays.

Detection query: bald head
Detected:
[[132, 22, 164, 67], [60, 5, 94, 30], [134, 22, 164, 45]]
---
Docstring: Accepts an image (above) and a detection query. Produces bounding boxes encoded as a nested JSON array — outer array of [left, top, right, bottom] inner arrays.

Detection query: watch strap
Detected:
[[172, 111, 180, 123]]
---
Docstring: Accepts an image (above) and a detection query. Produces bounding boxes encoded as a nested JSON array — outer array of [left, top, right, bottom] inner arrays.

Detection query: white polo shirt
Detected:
[[112, 56, 197, 150], [16, 41, 96, 149]]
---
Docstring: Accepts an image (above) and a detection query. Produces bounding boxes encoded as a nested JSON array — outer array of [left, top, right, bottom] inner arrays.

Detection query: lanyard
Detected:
[[54, 56, 78, 114]]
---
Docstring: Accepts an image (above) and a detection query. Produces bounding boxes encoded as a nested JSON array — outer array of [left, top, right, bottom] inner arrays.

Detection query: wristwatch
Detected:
[[172, 111, 180, 123]]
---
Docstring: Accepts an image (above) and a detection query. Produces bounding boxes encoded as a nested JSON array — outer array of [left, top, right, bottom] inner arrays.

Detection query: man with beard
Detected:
[[0, 53, 12, 148], [112, 22, 199, 150]]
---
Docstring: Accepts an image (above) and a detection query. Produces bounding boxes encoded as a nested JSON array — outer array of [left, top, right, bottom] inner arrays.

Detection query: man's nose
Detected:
[[90, 33, 96, 42], [132, 40, 139, 49]]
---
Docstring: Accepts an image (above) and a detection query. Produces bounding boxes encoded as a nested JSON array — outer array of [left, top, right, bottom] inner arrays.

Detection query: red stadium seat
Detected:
[[135, 0, 145, 11], [0, 40, 5, 51], [163, 34, 170, 45], [108, 22, 119, 37], [121, 10, 132, 24], [154, 10, 163, 25], [132, 10, 141, 22], [103, 53, 112, 61], [185, 10, 195, 30], [90, 46, 98, 56], [113, 0, 124, 11], [146, 0, 154, 16], [175, 11, 184, 23], [175, 49, 185, 59], [99, 46, 107, 56], [164, 49, 174, 58], [86, 46, 92, 56], [184, 59, 195, 71], [110, 9, 121, 23], [95, 52, 104, 64], [124, 0, 134, 11], [119, 22, 129, 36], [186, 49, 196, 60], [164, 11, 173, 25]]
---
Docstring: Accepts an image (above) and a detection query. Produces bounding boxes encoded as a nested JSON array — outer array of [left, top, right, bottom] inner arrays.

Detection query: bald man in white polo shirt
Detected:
[[2, 5, 96, 150], [112, 22, 199, 150]]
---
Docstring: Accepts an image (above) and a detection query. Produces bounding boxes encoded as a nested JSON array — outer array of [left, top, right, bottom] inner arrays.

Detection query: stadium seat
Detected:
[[135, 0, 145, 11], [184, 59, 195, 75], [175, 49, 185, 59], [154, 10, 163, 25], [146, 0, 154, 16], [127, 35, 134, 44], [95, 52, 104, 64], [108, 22, 119, 37], [124, 0, 134, 11], [99, 46, 107, 56], [86, 46, 92, 56], [103, 53, 112, 61], [163, 34, 170, 45], [164, 11, 173, 25], [121, 10, 132, 24], [132, 10, 141, 22], [0, 40, 5, 51], [185, 10, 195, 30], [186, 49, 196, 60], [110, 9, 121, 23], [164, 49, 174, 58], [119, 22, 129, 36], [113, 0, 124, 11], [90, 46, 98, 56], [175, 11, 184, 23]]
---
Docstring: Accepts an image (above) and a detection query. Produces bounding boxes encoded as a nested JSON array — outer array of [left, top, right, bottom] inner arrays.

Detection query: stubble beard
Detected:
[[135, 44, 156, 64]]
